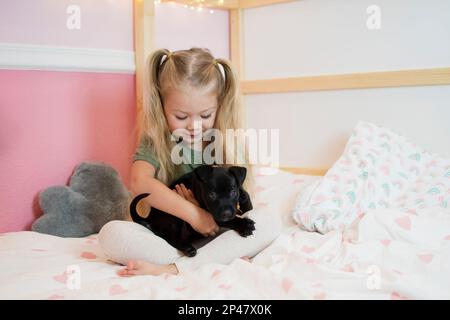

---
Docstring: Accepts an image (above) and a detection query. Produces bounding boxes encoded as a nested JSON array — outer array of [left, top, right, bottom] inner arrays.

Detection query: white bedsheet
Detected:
[[0, 169, 316, 299], [1, 169, 449, 299]]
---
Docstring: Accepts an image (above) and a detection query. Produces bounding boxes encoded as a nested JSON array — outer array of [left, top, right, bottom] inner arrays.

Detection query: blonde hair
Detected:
[[137, 48, 254, 195]]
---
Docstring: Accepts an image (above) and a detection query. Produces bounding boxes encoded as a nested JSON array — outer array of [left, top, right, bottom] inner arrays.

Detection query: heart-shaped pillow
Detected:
[[32, 162, 130, 237]]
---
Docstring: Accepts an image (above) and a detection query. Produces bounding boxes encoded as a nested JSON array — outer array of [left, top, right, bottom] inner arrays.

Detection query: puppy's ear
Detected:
[[228, 166, 247, 187], [194, 165, 212, 182]]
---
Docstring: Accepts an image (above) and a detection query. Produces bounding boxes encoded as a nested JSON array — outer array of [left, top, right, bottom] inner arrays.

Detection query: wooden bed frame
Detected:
[[133, 0, 450, 176]]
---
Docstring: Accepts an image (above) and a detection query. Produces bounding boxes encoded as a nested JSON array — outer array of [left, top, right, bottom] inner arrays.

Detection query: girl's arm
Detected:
[[130, 160, 219, 237]]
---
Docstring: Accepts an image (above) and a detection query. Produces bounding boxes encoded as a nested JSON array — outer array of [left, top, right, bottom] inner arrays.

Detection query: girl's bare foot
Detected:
[[117, 260, 179, 277]]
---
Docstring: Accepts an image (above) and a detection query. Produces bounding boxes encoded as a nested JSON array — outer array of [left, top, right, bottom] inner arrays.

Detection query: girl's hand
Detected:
[[173, 184, 219, 237], [173, 184, 200, 206], [188, 207, 220, 237]]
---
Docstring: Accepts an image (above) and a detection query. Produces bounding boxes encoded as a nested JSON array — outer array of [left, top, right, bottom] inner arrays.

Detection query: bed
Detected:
[[2, 122, 449, 300], [2, 188, 448, 300]]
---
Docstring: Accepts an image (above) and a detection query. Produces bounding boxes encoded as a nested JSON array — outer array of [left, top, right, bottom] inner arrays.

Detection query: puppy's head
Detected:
[[193, 165, 246, 222]]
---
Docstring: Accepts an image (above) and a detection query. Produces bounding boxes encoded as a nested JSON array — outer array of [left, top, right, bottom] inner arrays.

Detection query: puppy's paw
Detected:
[[235, 217, 256, 237], [182, 246, 197, 257]]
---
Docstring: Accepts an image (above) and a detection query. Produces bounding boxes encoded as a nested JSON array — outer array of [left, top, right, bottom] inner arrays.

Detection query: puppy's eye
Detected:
[[230, 189, 237, 198], [208, 192, 217, 200]]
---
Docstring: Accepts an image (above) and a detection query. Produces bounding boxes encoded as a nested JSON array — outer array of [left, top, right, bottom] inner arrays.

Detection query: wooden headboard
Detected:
[[133, 0, 450, 177]]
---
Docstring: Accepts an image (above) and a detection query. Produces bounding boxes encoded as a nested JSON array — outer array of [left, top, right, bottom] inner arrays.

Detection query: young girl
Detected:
[[98, 48, 281, 276]]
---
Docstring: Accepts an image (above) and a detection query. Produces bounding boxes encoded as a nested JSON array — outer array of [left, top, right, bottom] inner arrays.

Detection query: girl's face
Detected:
[[163, 86, 218, 144]]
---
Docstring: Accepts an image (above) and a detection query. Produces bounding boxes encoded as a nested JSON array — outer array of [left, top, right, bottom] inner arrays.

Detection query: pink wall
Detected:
[[0, 70, 136, 233]]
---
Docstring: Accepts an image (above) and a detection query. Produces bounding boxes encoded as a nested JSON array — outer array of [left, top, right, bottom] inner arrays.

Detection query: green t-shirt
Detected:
[[133, 138, 205, 183]]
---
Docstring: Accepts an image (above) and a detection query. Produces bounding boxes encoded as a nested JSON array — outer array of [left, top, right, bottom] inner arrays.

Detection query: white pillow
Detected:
[[291, 121, 449, 234]]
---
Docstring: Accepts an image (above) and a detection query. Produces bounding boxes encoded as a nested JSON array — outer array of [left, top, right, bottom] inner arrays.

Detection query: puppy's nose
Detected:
[[219, 209, 234, 221]]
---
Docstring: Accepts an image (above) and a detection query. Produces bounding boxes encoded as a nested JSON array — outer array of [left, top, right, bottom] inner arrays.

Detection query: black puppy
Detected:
[[130, 165, 255, 257]]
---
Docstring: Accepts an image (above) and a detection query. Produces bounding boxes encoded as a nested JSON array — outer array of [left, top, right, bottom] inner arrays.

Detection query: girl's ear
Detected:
[[194, 165, 213, 182], [228, 166, 247, 187]]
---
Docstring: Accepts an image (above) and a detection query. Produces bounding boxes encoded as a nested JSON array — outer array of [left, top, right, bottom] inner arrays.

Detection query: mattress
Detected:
[[1, 167, 449, 299]]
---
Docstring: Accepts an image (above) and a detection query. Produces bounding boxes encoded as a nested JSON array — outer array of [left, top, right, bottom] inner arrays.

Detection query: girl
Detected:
[[98, 48, 281, 276]]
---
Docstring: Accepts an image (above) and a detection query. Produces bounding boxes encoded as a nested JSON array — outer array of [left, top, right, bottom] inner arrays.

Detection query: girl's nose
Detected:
[[188, 119, 202, 132]]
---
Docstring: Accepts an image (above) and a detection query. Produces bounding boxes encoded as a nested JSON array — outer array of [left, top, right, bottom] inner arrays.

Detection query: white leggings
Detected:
[[98, 210, 281, 273]]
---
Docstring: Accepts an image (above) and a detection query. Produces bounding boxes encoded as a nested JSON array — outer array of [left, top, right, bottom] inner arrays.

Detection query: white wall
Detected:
[[0, 0, 133, 50], [243, 0, 450, 168], [155, 3, 229, 59]]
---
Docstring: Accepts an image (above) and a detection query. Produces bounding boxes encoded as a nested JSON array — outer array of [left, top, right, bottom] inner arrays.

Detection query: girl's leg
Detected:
[[98, 220, 182, 275], [174, 209, 282, 273]]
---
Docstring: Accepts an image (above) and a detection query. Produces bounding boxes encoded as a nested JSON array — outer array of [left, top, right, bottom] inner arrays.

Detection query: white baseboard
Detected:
[[0, 42, 135, 74]]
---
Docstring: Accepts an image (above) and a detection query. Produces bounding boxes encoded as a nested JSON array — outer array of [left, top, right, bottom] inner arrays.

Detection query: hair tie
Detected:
[[159, 51, 172, 66], [214, 59, 225, 80], [160, 51, 172, 66]]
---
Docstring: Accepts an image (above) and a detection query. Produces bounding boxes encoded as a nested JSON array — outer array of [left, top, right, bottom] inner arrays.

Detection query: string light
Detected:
[[156, 0, 222, 14]]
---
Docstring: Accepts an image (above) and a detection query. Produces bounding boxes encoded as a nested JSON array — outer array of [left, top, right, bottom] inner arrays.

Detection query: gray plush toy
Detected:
[[32, 162, 130, 237]]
